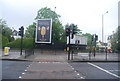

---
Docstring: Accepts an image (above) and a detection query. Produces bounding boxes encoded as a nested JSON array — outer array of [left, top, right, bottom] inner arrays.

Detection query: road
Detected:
[[2, 60, 120, 79], [2, 60, 32, 79], [69, 62, 120, 79]]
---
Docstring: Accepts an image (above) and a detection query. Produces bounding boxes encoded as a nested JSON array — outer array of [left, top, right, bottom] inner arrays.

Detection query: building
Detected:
[[67, 34, 87, 45], [67, 34, 88, 50], [12, 30, 21, 40], [96, 41, 107, 52]]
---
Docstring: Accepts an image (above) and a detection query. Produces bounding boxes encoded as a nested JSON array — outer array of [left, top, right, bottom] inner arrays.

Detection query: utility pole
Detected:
[[102, 11, 108, 42]]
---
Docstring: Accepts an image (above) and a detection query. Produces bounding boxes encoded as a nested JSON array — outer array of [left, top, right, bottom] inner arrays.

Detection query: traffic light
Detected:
[[92, 35, 94, 41], [65, 28, 70, 36], [72, 24, 77, 34], [72, 24, 77, 39], [95, 35, 98, 41], [18, 26, 24, 37]]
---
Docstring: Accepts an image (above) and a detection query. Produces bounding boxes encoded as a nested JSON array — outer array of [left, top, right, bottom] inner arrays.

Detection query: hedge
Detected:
[[2, 36, 9, 47], [6, 38, 34, 49]]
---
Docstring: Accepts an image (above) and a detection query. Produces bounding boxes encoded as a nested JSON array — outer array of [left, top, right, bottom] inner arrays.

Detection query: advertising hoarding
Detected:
[[35, 19, 52, 43]]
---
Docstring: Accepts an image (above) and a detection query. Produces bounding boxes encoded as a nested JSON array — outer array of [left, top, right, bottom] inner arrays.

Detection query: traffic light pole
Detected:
[[68, 34, 70, 60], [93, 37, 96, 57], [20, 36, 23, 56], [19, 26, 24, 56]]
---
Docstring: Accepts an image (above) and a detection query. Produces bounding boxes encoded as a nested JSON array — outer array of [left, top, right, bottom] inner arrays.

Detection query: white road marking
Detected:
[[19, 76, 22, 79], [72, 68, 74, 70], [87, 62, 120, 78], [25, 69, 27, 71], [28, 65, 31, 67], [22, 73, 25, 75], [80, 77, 85, 79], [77, 73, 80, 75], [109, 70, 120, 72]]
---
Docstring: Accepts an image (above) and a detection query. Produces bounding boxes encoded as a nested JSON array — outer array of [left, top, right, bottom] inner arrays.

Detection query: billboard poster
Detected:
[[35, 19, 52, 43]]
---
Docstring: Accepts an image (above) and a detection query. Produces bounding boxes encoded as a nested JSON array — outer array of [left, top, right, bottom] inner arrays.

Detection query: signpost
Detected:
[[35, 19, 52, 43]]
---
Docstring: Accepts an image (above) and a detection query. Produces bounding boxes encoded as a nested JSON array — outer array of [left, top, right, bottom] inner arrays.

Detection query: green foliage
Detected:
[[25, 22, 36, 38], [35, 7, 61, 22], [34, 7, 65, 42], [0, 19, 7, 34], [6, 38, 34, 49], [118, 26, 120, 51], [82, 33, 92, 46], [0, 19, 13, 42], [0, 34, 2, 49], [2, 35, 9, 47], [23, 38, 34, 48], [52, 21, 65, 42], [111, 27, 119, 51]]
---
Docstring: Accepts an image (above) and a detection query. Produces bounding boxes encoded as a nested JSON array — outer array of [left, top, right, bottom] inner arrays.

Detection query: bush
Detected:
[[2, 36, 9, 47], [6, 38, 34, 49]]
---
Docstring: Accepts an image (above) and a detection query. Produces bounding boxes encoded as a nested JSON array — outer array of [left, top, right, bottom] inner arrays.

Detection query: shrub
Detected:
[[2, 36, 9, 47], [6, 38, 34, 49]]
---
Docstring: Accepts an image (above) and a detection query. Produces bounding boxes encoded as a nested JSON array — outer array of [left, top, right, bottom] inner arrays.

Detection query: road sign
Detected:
[[35, 19, 52, 43]]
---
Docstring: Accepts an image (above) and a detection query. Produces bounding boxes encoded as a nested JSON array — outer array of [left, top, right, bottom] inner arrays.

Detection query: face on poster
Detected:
[[36, 19, 52, 43]]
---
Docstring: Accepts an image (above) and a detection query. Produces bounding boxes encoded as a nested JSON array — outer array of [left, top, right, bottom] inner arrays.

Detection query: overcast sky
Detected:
[[0, 0, 119, 42]]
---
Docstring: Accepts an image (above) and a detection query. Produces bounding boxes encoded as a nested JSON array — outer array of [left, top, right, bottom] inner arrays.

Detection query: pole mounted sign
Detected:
[[35, 19, 52, 43]]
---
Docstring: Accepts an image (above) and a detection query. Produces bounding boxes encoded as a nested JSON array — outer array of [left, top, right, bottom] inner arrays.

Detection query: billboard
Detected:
[[35, 19, 52, 43]]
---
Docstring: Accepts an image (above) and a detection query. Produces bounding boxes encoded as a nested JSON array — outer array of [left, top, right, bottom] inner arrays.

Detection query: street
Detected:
[[2, 60, 31, 79], [2, 60, 120, 79], [69, 62, 120, 79]]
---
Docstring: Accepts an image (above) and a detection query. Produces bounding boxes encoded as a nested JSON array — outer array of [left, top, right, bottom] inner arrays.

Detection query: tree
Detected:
[[35, 7, 61, 22], [52, 21, 65, 42], [110, 28, 118, 52], [0, 19, 7, 34], [25, 22, 36, 38], [35, 7, 65, 42], [118, 26, 120, 51], [0, 19, 13, 43], [82, 33, 92, 47]]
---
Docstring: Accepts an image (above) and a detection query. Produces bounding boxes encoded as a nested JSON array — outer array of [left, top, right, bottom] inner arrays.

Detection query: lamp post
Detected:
[[102, 11, 108, 42]]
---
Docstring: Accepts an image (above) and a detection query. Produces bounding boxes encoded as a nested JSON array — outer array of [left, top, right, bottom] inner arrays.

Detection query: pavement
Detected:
[[73, 53, 120, 62], [0, 50, 120, 62]]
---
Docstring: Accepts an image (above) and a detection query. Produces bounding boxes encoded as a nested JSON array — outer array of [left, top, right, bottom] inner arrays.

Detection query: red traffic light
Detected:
[[66, 29, 69, 32], [65, 28, 70, 36]]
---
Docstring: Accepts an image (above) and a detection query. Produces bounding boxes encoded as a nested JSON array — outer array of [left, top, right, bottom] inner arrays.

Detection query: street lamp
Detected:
[[102, 11, 108, 42]]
